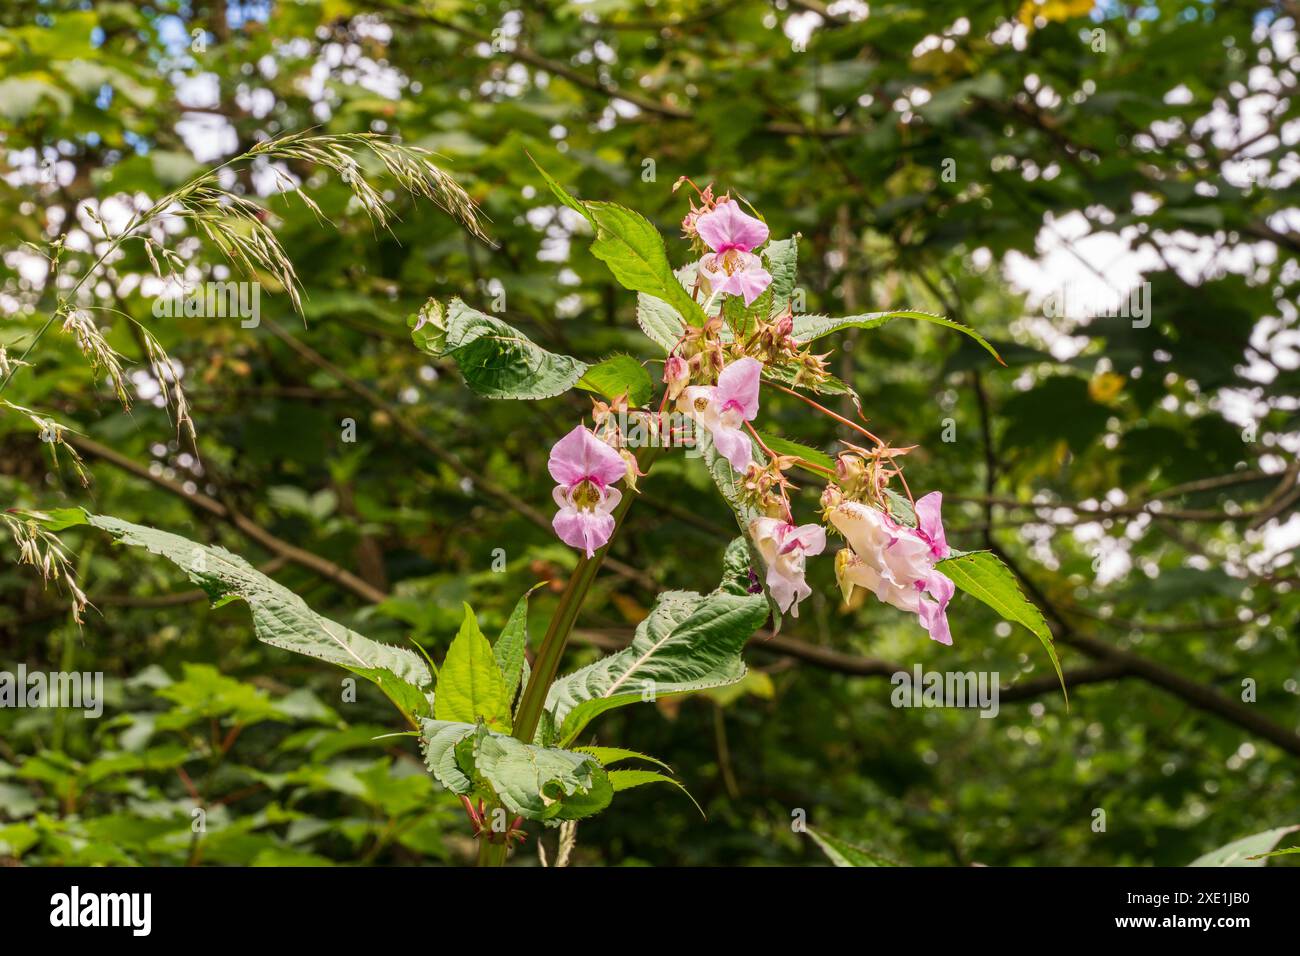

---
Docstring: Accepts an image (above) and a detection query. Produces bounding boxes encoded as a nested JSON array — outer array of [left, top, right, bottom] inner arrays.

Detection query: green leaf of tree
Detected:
[[493, 589, 537, 710], [586, 201, 708, 327], [763, 237, 799, 315], [636, 292, 687, 352], [576, 354, 655, 406], [755, 430, 835, 472], [573, 746, 673, 772], [28, 509, 434, 724], [544, 588, 768, 746], [607, 769, 704, 817], [936, 550, 1066, 703], [792, 310, 1004, 365], [435, 605, 512, 732], [419, 719, 613, 823], [410, 297, 588, 399]]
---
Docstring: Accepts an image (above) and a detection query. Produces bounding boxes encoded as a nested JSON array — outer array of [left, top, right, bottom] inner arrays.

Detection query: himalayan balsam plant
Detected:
[[13, 155, 1064, 868]]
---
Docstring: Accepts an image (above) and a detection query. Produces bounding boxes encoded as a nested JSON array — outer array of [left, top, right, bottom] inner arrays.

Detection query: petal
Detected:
[[914, 491, 949, 558], [598, 485, 623, 515], [917, 597, 953, 646], [715, 357, 761, 420], [547, 424, 625, 488], [552, 506, 615, 558], [917, 571, 955, 645], [766, 561, 811, 616], [735, 265, 772, 306], [830, 502, 892, 559], [784, 522, 826, 557], [695, 201, 769, 253], [711, 423, 753, 473]]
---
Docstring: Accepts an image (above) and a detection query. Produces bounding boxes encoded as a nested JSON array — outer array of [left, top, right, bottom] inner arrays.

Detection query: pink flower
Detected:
[[694, 202, 772, 306], [677, 357, 761, 472], [829, 493, 955, 645], [750, 517, 826, 617], [696, 200, 769, 252], [548, 425, 627, 557]]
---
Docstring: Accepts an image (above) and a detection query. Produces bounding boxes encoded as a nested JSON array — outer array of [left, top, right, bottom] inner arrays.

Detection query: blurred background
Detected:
[[0, 0, 1297, 866]]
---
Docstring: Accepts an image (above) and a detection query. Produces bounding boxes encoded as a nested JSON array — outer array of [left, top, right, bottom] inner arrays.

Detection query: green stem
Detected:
[[478, 838, 507, 867], [511, 461, 646, 745], [474, 447, 657, 868]]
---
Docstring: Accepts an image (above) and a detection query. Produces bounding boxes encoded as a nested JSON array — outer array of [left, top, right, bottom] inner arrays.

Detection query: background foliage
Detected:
[[1, 0, 1297, 866]]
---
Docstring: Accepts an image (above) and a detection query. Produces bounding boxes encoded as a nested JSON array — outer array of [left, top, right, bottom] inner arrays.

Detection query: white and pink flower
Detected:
[[694, 201, 772, 306], [750, 517, 826, 617], [548, 425, 627, 558], [830, 492, 955, 645], [677, 357, 762, 472]]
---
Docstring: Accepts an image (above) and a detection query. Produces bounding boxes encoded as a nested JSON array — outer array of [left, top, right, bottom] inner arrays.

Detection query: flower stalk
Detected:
[[477, 446, 657, 867]]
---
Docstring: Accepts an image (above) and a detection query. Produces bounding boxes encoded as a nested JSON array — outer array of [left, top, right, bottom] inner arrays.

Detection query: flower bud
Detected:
[[663, 355, 690, 401]]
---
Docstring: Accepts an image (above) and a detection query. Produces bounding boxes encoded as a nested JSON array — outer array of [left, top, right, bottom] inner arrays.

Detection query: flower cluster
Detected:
[[544, 186, 954, 642]]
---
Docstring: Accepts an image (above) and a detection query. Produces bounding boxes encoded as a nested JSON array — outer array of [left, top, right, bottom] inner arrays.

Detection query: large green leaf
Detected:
[[636, 292, 688, 352], [936, 550, 1066, 702], [759, 360, 857, 398], [755, 430, 835, 472], [543, 588, 768, 746], [409, 297, 588, 399], [792, 310, 1004, 365], [1188, 825, 1300, 866], [30, 509, 433, 723], [587, 201, 708, 327], [576, 354, 655, 406], [434, 605, 512, 732], [763, 237, 799, 316], [573, 746, 673, 773], [607, 769, 704, 817], [493, 588, 537, 708], [528, 158, 707, 330], [419, 719, 612, 824]]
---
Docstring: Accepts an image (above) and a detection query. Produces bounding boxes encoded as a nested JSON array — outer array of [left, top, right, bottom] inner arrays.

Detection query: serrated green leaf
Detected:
[[807, 827, 900, 867], [26, 509, 433, 724], [936, 550, 1066, 703], [607, 769, 704, 817], [718, 536, 756, 596], [420, 719, 475, 793], [576, 354, 655, 406], [544, 588, 768, 746], [419, 719, 612, 823], [636, 292, 688, 352], [528, 154, 594, 224], [755, 430, 835, 471], [763, 237, 799, 315], [573, 746, 673, 772], [411, 298, 587, 399], [792, 310, 1004, 364], [462, 723, 612, 823], [759, 360, 857, 397], [587, 201, 708, 327], [493, 589, 537, 708], [435, 605, 512, 732], [1189, 825, 1300, 866]]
